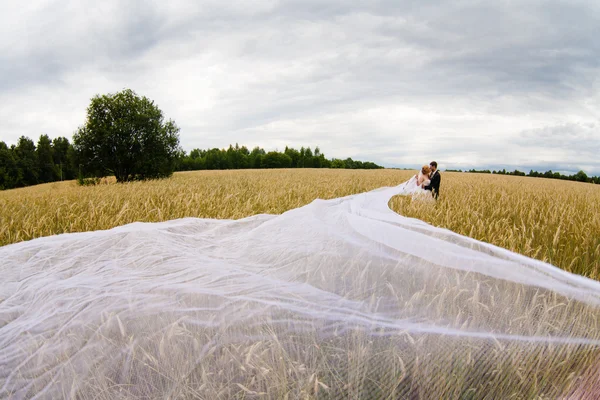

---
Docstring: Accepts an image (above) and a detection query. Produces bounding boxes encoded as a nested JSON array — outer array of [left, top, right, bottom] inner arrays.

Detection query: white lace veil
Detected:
[[1, 179, 599, 398]]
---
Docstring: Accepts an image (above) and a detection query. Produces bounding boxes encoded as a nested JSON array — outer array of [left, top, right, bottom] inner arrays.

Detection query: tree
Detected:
[[238, 145, 250, 169], [0, 142, 20, 189], [261, 152, 292, 168], [304, 147, 314, 168], [331, 158, 345, 169], [226, 143, 248, 169], [189, 149, 201, 159], [73, 89, 181, 182], [52, 137, 76, 180], [574, 170, 589, 183], [284, 146, 300, 168], [14, 136, 39, 186], [313, 147, 322, 168], [344, 158, 356, 169], [37, 134, 55, 183], [204, 148, 229, 169], [249, 147, 265, 169], [298, 147, 306, 168]]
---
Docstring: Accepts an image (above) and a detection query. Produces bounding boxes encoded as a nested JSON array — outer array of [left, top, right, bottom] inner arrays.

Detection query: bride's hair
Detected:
[[421, 165, 431, 175]]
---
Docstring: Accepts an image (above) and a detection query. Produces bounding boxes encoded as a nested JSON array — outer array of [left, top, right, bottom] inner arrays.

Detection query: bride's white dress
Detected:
[[404, 172, 432, 199], [1, 178, 599, 398]]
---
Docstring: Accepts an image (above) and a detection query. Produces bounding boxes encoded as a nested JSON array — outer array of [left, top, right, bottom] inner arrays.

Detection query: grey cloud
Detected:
[[1, 0, 599, 175], [518, 122, 600, 154], [0, 0, 167, 91]]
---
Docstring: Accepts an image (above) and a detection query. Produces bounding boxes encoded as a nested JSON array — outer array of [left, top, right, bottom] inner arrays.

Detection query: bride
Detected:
[[398, 165, 435, 201], [416, 165, 431, 188], [404, 165, 431, 195]]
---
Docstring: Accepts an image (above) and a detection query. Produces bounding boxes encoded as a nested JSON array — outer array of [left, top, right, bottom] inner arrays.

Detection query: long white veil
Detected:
[[2, 178, 599, 399]]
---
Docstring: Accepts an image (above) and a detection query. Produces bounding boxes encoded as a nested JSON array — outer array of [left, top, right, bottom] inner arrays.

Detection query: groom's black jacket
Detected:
[[424, 170, 441, 199]]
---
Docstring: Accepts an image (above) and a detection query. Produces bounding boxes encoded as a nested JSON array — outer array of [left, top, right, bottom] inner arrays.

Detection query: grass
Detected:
[[0, 169, 413, 247], [2, 169, 598, 281], [2, 169, 600, 399], [389, 172, 600, 280]]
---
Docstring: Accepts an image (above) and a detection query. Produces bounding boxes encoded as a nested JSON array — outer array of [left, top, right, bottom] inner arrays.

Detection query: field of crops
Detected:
[[0, 169, 409, 245], [390, 172, 600, 280], [2, 169, 599, 279], [2, 169, 600, 399]]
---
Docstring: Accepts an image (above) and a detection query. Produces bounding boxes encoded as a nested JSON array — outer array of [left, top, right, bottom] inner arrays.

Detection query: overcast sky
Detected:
[[1, 0, 599, 173]]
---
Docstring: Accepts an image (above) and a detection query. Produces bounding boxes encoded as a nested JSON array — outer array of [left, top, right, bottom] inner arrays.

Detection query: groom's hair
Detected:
[[430, 161, 438, 168]]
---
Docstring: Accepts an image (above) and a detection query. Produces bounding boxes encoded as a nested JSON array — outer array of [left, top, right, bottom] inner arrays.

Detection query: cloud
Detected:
[[0, 0, 599, 174], [519, 122, 600, 150]]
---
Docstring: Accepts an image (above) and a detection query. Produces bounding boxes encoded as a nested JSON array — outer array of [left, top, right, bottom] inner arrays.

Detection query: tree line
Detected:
[[178, 144, 383, 171], [448, 168, 600, 184], [0, 135, 78, 189], [0, 135, 382, 190]]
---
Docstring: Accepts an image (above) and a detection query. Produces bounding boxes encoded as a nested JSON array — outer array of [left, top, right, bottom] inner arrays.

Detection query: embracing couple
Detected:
[[414, 161, 441, 199]]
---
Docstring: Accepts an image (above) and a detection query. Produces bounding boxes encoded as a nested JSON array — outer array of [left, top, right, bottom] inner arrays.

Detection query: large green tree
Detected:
[[73, 89, 181, 182]]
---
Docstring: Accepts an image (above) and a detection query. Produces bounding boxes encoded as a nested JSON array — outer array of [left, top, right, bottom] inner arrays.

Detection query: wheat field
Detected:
[[2, 169, 600, 399], [0, 169, 411, 246], [390, 172, 600, 280], [1, 169, 599, 280]]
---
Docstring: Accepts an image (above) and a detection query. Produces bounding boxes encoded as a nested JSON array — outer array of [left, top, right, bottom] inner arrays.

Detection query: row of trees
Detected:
[[454, 168, 600, 184], [177, 144, 383, 171], [0, 136, 382, 190], [0, 135, 78, 190]]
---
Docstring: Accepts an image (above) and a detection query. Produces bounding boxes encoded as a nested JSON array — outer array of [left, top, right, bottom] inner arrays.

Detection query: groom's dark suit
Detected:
[[424, 170, 441, 199]]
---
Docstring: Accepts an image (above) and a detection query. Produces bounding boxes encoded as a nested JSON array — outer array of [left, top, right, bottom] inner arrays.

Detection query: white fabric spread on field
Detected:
[[1, 176, 600, 398]]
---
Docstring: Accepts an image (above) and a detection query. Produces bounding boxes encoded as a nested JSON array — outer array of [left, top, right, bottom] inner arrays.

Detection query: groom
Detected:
[[423, 161, 441, 199]]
